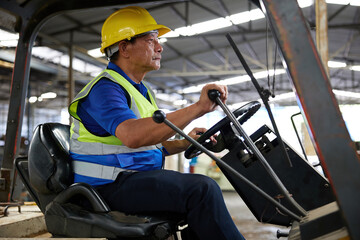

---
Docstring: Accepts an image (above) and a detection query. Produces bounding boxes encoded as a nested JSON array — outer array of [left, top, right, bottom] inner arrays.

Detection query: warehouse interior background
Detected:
[[0, 0, 359, 191], [0, 0, 359, 239]]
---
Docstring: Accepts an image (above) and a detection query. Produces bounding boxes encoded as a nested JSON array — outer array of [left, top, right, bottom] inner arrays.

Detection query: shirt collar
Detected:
[[107, 62, 148, 95], [107, 62, 135, 84]]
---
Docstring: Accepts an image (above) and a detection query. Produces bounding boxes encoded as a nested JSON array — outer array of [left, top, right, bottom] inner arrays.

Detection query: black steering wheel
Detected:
[[184, 101, 261, 159]]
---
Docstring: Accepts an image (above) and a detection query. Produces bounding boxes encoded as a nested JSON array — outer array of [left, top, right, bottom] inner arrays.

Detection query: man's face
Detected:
[[127, 32, 163, 72]]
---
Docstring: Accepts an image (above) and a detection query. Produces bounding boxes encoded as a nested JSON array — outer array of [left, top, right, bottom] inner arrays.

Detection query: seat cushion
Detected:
[[45, 201, 178, 239]]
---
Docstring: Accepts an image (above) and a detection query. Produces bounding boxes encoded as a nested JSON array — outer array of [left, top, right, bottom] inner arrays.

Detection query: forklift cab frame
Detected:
[[0, 0, 360, 239]]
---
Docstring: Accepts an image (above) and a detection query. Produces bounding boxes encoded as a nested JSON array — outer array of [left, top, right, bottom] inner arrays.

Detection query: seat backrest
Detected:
[[28, 123, 73, 211], [14, 156, 41, 207]]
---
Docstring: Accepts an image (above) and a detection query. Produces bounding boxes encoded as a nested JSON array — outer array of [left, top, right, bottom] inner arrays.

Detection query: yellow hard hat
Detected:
[[100, 6, 171, 54]]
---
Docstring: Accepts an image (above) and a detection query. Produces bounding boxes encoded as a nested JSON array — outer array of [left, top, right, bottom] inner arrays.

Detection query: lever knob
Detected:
[[152, 110, 166, 124], [208, 89, 221, 101]]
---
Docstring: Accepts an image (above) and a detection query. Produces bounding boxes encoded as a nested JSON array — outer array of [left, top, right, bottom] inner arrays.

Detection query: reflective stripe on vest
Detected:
[[68, 69, 161, 155], [72, 160, 137, 181], [70, 118, 160, 155]]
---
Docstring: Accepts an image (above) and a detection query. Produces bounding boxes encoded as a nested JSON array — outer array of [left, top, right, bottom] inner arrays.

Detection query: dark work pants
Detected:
[[96, 169, 245, 240]]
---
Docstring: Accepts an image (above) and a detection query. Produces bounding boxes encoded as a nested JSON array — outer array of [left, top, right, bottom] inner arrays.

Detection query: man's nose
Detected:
[[155, 41, 163, 53]]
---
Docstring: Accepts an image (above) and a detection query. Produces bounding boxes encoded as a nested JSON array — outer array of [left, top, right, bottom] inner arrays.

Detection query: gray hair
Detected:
[[105, 30, 159, 58]]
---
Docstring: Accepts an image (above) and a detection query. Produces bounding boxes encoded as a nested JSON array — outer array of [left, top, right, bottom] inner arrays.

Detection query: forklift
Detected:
[[0, 0, 359, 239]]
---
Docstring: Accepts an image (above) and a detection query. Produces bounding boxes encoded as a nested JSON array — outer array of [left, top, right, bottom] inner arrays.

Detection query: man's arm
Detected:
[[115, 83, 227, 149], [161, 127, 212, 155]]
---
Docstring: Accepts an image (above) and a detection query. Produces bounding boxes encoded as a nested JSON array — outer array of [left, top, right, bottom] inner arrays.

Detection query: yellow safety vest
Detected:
[[68, 69, 163, 183]]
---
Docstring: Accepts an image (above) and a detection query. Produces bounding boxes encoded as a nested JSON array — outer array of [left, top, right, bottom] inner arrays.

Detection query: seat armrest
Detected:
[[51, 182, 110, 213]]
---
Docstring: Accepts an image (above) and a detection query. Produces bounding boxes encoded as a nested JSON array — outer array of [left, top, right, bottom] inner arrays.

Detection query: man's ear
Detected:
[[118, 41, 130, 58]]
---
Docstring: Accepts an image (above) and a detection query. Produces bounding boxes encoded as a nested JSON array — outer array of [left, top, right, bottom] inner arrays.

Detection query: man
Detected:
[[69, 6, 245, 240]]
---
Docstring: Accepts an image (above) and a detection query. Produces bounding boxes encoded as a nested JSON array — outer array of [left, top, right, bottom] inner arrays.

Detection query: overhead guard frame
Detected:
[[1, 0, 360, 238]]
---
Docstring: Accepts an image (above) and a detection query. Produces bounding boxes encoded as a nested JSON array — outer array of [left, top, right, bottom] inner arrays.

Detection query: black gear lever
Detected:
[[208, 89, 221, 101], [152, 110, 166, 124], [208, 89, 254, 155]]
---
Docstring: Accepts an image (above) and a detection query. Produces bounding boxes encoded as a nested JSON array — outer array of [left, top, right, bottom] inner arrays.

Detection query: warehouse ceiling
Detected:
[[0, 0, 359, 110]]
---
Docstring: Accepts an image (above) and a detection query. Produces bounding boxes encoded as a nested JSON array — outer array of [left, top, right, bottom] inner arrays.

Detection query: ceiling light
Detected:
[[217, 75, 251, 86], [177, 19, 228, 36], [159, 38, 167, 43], [29, 96, 38, 103], [249, 9, 266, 21], [328, 60, 346, 68], [326, 0, 360, 6], [227, 9, 265, 25], [32, 46, 103, 75], [350, 65, 360, 71], [263, 89, 360, 102], [32, 46, 63, 59], [161, 31, 180, 38], [350, 0, 360, 6], [226, 12, 252, 25], [225, 89, 360, 108], [87, 48, 104, 58], [190, 17, 232, 34], [268, 92, 296, 102], [333, 89, 360, 98], [253, 69, 286, 79], [181, 69, 286, 94], [0, 40, 18, 47], [265, 90, 360, 103], [175, 26, 198, 36], [168, 8, 266, 38], [0, 29, 19, 47], [325, 0, 346, 4], [40, 92, 57, 99], [230, 91, 296, 109], [156, 2, 314, 41], [162, 0, 358, 40], [297, 0, 314, 8], [161, 0, 354, 40]]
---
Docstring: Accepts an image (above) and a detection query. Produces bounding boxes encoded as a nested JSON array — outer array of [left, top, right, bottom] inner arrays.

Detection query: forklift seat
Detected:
[[17, 123, 183, 239]]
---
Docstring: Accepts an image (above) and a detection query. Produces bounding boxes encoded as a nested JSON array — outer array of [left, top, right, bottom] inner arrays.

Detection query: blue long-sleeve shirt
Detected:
[[70, 62, 166, 186], [77, 62, 150, 136]]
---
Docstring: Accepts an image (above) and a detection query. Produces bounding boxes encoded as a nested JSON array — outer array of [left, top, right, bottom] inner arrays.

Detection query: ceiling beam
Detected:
[[148, 69, 248, 77], [328, 3, 350, 22]]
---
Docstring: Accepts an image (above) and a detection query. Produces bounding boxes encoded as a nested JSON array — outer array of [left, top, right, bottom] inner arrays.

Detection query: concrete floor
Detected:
[[223, 191, 289, 240]]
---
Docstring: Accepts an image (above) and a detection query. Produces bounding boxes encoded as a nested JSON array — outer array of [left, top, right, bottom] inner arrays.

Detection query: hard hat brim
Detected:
[[100, 25, 171, 53]]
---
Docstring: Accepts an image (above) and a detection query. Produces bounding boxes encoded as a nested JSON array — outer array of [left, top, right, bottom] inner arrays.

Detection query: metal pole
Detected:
[[315, 0, 329, 76], [68, 31, 74, 124], [259, 0, 360, 238], [0, 31, 32, 202]]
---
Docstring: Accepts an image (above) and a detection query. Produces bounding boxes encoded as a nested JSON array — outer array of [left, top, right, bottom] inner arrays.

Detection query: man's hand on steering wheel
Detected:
[[186, 127, 217, 147], [184, 101, 261, 159]]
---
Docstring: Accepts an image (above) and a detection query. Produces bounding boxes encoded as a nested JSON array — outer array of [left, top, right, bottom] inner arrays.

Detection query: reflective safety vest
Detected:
[[68, 69, 163, 185]]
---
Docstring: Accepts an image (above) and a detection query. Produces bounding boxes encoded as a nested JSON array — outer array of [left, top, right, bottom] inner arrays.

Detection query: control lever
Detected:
[[152, 109, 302, 221], [276, 229, 289, 238], [208, 89, 307, 217], [208, 90, 253, 155]]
